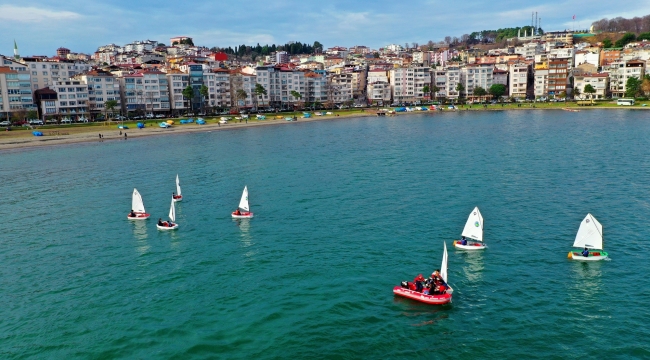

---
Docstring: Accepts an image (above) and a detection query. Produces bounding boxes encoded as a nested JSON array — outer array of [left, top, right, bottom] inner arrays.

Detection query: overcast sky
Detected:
[[1, 0, 649, 56]]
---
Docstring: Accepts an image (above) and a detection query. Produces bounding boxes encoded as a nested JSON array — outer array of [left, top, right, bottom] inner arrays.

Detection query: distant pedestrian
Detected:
[[124, 132, 127, 139], [99, 133, 101, 139], [119, 130, 122, 135]]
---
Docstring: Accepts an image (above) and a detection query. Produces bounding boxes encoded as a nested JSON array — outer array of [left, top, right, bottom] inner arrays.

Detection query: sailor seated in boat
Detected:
[[129, 210, 136, 217], [582, 247, 589, 257], [460, 236, 468, 245], [414, 274, 425, 292], [158, 218, 165, 226], [234, 209, 242, 215]]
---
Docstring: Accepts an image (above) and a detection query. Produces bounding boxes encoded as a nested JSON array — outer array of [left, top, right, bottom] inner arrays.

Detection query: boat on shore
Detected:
[[453, 207, 486, 250], [393, 242, 453, 305], [568, 213, 608, 261], [563, 108, 580, 112], [127, 189, 150, 220]]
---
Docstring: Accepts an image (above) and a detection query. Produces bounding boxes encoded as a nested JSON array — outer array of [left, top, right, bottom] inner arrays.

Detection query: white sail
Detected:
[[440, 242, 449, 284], [573, 213, 603, 250], [132, 188, 146, 213], [176, 174, 182, 196], [461, 207, 484, 241], [238, 186, 249, 211], [169, 197, 176, 222]]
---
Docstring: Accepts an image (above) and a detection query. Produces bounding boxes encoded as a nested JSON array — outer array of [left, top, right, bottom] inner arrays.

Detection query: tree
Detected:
[[583, 84, 597, 100], [422, 85, 430, 100], [27, 109, 38, 120], [105, 100, 118, 121], [615, 33, 636, 48], [573, 86, 581, 100], [235, 89, 247, 112], [182, 85, 194, 113], [11, 109, 26, 124], [455, 83, 465, 98], [642, 76, 650, 96], [254, 83, 267, 109], [602, 38, 613, 48], [473, 86, 487, 101], [489, 84, 507, 101], [290, 90, 303, 109], [626, 77, 642, 98], [200, 85, 209, 113], [431, 85, 441, 100]]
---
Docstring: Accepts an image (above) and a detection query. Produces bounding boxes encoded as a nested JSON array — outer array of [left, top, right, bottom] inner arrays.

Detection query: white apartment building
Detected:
[[509, 63, 530, 99], [606, 60, 645, 98], [575, 50, 600, 68], [445, 65, 461, 99], [432, 70, 447, 98], [211, 70, 231, 109], [366, 81, 391, 103], [368, 70, 389, 84], [119, 71, 169, 115], [166, 72, 189, 113], [0, 66, 35, 118], [256, 66, 307, 108], [412, 51, 431, 66], [74, 69, 120, 118], [49, 80, 89, 119], [276, 51, 289, 64], [514, 42, 544, 59], [329, 72, 354, 104], [230, 71, 257, 109], [574, 73, 609, 99], [389, 67, 432, 103], [304, 72, 328, 104], [549, 47, 576, 69], [22, 57, 92, 91], [461, 64, 493, 99], [534, 68, 549, 98]]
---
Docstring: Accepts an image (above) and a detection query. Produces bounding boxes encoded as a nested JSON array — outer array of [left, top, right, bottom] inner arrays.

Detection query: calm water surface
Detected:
[[1, 110, 649, 359]]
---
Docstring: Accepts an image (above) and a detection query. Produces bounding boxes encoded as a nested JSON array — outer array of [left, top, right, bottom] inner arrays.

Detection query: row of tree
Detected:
[[602, 32, 650, 48], [211, 41, 323, 58], [592, 15, 650, 34]]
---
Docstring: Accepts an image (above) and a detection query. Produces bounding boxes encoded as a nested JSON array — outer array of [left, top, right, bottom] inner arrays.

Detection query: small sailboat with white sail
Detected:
[[157, 197, 179, 230], [127, 188, 150, 220], [393, 242, 454, 305], [568, 213, 608, 261], [453, 207, 486, 250], [232, 186, 254, 218], [173, 174, 183, 202]]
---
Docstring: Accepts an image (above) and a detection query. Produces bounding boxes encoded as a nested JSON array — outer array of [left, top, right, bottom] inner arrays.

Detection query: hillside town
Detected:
[[1, 26, 650, 123]]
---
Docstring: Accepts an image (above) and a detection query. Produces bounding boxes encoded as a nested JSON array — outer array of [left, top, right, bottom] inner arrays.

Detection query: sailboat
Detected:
[[157, 197, 179, 230], [173, 174, 183, 202], [568, 213, 608, 261], [232, 186, 254, 218], [393, 242, 454, 305], [453, 207, 486, 250], [127, 188, 150, 220]]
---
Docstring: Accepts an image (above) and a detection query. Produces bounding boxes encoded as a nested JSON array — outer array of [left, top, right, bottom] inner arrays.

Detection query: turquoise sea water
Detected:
[[1, 110, 650, 359]]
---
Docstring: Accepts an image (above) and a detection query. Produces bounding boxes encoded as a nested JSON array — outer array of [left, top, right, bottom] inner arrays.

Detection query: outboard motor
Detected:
[[401, 281, 408, 288]]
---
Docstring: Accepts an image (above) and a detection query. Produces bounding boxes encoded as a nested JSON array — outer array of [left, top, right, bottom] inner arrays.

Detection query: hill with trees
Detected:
[[211, 41, 323, 60], [592, 15, 650, 33]]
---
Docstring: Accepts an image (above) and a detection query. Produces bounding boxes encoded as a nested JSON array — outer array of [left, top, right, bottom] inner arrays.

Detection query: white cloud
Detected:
[[0, 5, 81, 22]]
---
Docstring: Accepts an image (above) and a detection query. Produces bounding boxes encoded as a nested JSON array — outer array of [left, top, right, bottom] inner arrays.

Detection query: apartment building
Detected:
[[256, 66, 308, 108], [509, 63, 531, 99], [432, 70, 447, 98], [211, 69, 231, 109], [461, 64, 493, 99], [574, 73, 609, 99], [230, 70, 257, 109], [543, 31, 574, 45], [167, 71, 189, 113], [74, 69, 119, 118], [0, 66, 35, 118], [366, 81, 391, 103], [575, 50, 600, 68], [304, 72, 328, 104], [547, 59, 568, 98], [119, 70, 169, 115], [49, 79, 89, 119], [276, 51, 289, 64], [350, 68, 367, 99], [328, 72, 353, 104], [549, 47, 576, 69], [390, 67, 431, 103], [607, 60, 645, 98], [22, 57, 92, 91], [445, 65, 461, 99], [534, 68, 549, 98]]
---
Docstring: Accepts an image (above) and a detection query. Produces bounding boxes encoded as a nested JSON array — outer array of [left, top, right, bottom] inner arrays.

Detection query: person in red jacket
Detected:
[[414, 274, 425, 292]]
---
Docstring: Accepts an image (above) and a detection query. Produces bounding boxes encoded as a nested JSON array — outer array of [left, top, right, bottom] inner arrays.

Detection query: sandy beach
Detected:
[[1, 105, 646, 152]]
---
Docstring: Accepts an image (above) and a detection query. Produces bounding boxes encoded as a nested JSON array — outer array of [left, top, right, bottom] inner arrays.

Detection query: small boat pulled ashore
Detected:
[[157, 197, 179, 230], [127, 188, 150, 220], [453, 207, 486, 250], [232, 186, 254, 218], [173, 174, 183, 202], [568, 213, 608, 261], [393, 242, 453, 305]]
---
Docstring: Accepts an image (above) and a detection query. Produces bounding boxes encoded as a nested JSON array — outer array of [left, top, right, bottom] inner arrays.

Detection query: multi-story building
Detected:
[[445, 64, 461, 99], [574, 73, 609, 99], [0, 66, 35, 119], [74, 69, 120, 119], [166, 71, 189, 113], [432, 70, 447, 98], [509, 63, 531, 99], [21, 57, 92, 91], [549, 47, 576, 69], [543, 31, 574, 45], [389, 67, 431, 103], [461, 63, 493, 100], [211, 69, 231, 109], [304, 72, 328, 105], [256, 65, 307, 109], [276, 51, 289, 64], [547, 59, 568, 98], [119, 70, 169, 116], [328, 72, 353, 104], [230, 70, 257, 109], [533, 68, 549, 98], [50, 80, 89, 120], [366, 81, 391, 104], [607, 60, 645, 98]]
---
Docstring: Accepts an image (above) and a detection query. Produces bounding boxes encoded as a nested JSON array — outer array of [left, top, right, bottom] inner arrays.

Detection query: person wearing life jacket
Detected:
[[460, 236, 467, 246], [129, 209, 136, 218], [582, 247, 589, 257], [234, 209, 241, 215], [414, 274, 425, 292], [158, 218, 164, 226]]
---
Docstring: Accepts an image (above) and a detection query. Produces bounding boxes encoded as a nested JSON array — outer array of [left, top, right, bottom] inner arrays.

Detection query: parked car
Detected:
[[155, 114, 165, 118], [353, 104, 364, 108], [0, 120, 11, 126], [28, 119, 44, 125], [115, 115, 126, 120], [146, 113, 154, 119]]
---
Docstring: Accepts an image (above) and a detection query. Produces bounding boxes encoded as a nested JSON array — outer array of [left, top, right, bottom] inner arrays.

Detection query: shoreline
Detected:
[[1, 106, 647, 152]]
